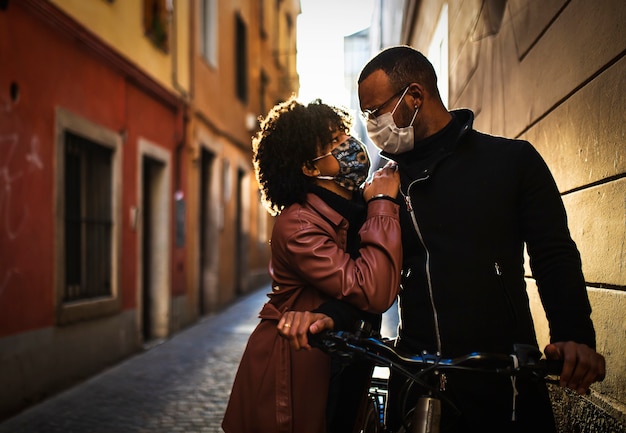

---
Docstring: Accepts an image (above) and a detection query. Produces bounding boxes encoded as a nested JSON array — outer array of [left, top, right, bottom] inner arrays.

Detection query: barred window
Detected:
[[55, 109, 121, 324], [64, 132, 113, 302]]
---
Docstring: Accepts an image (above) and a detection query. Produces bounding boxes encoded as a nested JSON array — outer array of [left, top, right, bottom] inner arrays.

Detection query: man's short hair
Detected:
[[358, 45, 439, 95]]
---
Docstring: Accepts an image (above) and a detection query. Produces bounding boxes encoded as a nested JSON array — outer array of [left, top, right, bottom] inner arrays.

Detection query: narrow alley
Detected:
[[0, 287, 267, 433], [0, 284, 399, 433]]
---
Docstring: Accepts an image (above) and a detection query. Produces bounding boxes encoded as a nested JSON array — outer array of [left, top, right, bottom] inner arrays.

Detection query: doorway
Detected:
[[199, 147, 219, 314], [138, 142, 171, 344]]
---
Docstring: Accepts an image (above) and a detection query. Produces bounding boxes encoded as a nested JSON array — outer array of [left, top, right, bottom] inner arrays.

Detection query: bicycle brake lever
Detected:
[[513, 343, 562, 377]]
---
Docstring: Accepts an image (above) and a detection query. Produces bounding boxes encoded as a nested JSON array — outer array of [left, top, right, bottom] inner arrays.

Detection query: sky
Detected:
[[296, 0, 375, 107]]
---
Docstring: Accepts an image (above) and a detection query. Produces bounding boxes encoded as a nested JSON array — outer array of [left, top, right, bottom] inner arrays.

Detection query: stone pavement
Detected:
[[0, 286, 269, 433], [0, 285, 399, 433]]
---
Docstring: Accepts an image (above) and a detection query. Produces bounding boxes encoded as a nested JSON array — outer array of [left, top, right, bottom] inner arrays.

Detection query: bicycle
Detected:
[[311, 321, 562, 433]]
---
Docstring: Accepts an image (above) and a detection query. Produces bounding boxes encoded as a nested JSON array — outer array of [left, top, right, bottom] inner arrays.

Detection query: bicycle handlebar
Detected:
[[311, 329, 562, 381], [310, 325, 563, 431]]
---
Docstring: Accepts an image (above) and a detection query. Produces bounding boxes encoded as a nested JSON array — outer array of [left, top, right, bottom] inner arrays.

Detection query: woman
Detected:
[[222, 97, 401, 433]]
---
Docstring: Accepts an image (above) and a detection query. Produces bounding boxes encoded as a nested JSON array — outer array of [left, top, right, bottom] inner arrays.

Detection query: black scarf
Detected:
[[310, 185, 366, 259]]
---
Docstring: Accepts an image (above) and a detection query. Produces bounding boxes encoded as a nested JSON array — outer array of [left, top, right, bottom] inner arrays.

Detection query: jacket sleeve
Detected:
[[518, 142, 596, 348], [277, 199, 402, 314], [313, 298, 382, 332]]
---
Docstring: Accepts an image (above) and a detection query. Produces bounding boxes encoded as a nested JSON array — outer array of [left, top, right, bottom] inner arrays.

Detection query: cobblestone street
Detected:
[[0, 284, 400, 433], [0, 287, 268, 433]]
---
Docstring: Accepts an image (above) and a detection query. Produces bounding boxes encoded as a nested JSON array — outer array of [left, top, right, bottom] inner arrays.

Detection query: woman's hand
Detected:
[[277, 311, 335, 350], [362, 160, 400, 202]]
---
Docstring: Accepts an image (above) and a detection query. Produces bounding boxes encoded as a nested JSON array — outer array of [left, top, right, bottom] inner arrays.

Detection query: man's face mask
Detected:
[[365, 86, 419, 154], [312, 136, 371, 191]]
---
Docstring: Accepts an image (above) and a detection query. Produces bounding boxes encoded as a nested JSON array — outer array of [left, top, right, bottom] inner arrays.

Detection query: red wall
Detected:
[[0, 4, 183, 337]]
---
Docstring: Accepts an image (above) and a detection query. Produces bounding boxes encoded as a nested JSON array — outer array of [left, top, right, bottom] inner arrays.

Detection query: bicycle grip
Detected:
[[544, 358, 563, 376]]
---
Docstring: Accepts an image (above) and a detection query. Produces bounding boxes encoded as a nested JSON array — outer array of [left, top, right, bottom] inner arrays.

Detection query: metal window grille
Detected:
[[64, 132, 113, 302]]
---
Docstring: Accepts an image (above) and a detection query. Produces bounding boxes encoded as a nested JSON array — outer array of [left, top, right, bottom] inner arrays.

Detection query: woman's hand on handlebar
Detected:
[[544, 341, 606, 395], [277, 311, 335, 351]]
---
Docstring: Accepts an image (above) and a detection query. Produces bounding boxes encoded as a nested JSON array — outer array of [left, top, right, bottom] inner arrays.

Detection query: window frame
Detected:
[[54, 108, 122, 325]]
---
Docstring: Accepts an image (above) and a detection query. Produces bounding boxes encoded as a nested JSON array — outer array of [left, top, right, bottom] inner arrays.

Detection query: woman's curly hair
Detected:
[[253, 96, 352, 215]]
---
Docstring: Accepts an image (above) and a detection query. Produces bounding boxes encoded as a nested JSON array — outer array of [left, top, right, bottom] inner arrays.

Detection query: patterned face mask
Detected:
[[312, 136, 371, 191]]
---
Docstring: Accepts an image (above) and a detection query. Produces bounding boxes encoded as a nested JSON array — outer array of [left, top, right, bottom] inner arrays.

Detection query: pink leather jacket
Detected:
[[223, 192, 402, 433], [268, 192, 402, 313]]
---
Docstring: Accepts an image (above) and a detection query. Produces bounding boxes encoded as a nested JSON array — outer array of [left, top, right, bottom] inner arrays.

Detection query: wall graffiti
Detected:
[[0, 133, 27, 240], [0, 94, 44, 299]]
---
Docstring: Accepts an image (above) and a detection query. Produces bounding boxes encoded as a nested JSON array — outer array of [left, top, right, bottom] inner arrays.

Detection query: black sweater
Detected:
[[392, 109, 594, 356]]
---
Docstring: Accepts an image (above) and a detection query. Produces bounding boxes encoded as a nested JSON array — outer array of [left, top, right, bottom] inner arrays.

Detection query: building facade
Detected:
[[186, 0, 300, 315], [0, 0, 299, 420], [398, 0, 625, 429]]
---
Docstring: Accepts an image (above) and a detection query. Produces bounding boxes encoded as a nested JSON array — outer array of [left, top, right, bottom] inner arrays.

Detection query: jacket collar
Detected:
[[388, 109, 474, 184], [382, 109, 473, 159], [304, 192, 345, 227]]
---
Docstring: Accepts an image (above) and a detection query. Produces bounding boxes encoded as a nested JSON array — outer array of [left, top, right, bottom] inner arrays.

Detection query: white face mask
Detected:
[[366, 86, 419, 154]]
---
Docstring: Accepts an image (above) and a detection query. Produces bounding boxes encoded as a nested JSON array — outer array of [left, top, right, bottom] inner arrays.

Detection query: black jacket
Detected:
[[391, 109, 595, 357]]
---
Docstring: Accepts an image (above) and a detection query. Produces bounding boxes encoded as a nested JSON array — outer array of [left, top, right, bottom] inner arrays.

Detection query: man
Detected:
[[279, 46, 605, 432]]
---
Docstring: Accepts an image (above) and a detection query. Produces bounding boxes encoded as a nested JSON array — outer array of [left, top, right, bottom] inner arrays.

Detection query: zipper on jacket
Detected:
[[402, 175, 443, 355], [395, 118, 471, 355], [494, 262, 517, 327], [495, 261, 520, 422]]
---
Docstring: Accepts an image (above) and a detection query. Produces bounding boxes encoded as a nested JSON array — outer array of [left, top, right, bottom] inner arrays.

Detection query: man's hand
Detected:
[[277, 311, 334, 351], [544, 341, 606, 395]]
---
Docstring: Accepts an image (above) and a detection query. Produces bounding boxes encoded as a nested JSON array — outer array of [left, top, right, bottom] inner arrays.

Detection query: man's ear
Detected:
[[302, 162, 319, 178], [408, 83, 424, 106]]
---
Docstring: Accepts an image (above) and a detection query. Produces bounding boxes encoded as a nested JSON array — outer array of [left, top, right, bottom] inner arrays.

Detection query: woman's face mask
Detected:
[[366, 86, 419, 154], [312, 136, 371, 191]]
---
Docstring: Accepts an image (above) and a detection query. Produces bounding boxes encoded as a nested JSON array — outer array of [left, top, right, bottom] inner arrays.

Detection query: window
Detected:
[[200, 0, 218, 67], [235, 13, 248, 103], [55, 108, 122, 324], [260, 69, 269, 115], [272, 0, 281, 66], [258, 0, 268, 39], [283, 13, 293, 80], [143, 0, 171, 52], [274, 7, 293, 75], [64, 133, 113, 302]]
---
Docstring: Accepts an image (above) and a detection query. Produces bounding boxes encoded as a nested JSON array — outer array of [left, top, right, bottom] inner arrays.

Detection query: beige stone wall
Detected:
[[404, 0, 626, 426]]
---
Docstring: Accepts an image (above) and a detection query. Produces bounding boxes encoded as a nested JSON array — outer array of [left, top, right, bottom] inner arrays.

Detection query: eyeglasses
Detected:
[[360, 85, 409, 121]]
